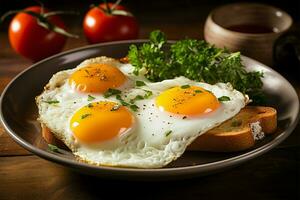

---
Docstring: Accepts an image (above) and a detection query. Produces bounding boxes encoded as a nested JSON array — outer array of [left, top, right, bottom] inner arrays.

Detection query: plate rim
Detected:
[[1, 40, 299, 177]]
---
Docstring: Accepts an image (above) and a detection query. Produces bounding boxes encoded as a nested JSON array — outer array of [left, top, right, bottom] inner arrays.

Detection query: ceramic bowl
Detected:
[[204, 3, 293, 65]]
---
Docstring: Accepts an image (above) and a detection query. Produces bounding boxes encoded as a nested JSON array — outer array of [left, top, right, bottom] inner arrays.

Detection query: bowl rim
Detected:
[[0, 40, 299, 178], [206, 2, 293, 37]]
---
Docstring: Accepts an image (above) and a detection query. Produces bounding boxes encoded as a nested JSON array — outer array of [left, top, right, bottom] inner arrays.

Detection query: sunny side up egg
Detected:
[[36, 56, 248, 168]]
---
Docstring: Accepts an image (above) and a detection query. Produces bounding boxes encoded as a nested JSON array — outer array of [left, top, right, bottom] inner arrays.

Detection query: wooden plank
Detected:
[[0, 156, 78, 200], [0, 148, 298, 200], [0, 77, 11, 93], [0, 126, 31, 156]]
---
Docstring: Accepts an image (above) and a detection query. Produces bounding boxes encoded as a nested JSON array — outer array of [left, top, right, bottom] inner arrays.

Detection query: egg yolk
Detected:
[[70, 101, 134, 143], [68, 64, 126, 93], [156, 86, 220, 116]]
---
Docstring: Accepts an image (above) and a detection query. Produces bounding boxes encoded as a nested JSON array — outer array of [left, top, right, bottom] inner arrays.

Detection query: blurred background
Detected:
[[1, 0, 299, 39]]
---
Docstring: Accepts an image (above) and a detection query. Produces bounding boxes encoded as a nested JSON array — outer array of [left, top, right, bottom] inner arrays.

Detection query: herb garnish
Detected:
[[144, 90, 153, 98], [181, 85, 190, 89], [130, 104, 139, 112], [81, 113, 91, 119], [48, 144, 60, 153], [231, 120, 242, 127], [87, 103, 93, 108], [136, 80, 146, 87], [115, 95, 139, 111], [165, 130, 172, 137], [116, 95, 130, 106], [85, 69, 90, 75], [87, 95, 95, 101], [130, 95, 144, 104], [128, 30, 264, 104], [218, 96, 231, 101], [194, 90, 202, 93], [104, 88, 122, 98], [43, 100, 59, 104]]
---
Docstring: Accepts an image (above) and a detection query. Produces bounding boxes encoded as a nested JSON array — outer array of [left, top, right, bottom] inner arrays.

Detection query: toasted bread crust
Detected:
[[41, 124, 69, 149], [187, 106, 277, 152], [41, 106, 277, 153]]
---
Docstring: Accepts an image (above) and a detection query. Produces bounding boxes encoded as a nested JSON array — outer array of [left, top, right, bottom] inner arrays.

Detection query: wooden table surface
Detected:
[[0, 25, 300, 200]]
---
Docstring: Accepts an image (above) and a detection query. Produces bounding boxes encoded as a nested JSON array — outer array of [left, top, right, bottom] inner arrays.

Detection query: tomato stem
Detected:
[[0, 10, 40, 23], [33, 0, 44, 14], [110, 0, 122, 11], [1, 10, 17, 22], [91, 0, 132, 17], [103, 0, 112, 14], [111, 9, 133, 17], [43, 11, 79, 18], [1, 9, 79, 38], [38, 20, 78, 38]]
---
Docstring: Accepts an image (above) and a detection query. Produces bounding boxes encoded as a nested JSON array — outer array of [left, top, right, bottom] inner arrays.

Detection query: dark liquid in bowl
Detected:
[[227, 24, 274, 34]]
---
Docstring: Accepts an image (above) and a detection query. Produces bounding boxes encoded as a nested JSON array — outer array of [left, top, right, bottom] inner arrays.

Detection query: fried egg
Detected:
[[36, 56, 248, 168]]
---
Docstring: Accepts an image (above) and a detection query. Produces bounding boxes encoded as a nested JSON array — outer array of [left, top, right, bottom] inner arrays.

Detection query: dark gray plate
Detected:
[[1, 40, 299, 180]]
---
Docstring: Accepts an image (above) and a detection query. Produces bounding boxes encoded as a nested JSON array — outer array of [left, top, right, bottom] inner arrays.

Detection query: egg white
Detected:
[[36, 56, 248, 168]]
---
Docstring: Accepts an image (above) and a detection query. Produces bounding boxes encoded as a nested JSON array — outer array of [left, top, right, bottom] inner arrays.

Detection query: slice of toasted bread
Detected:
[[41, 124, 68, 149], [187, 106, 277, 152], [41, 106, 277, 153]]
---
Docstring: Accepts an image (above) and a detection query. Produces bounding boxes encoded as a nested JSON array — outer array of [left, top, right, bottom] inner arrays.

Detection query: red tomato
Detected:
[[83, 3, 139, 44], [8, 6, 67, 62]]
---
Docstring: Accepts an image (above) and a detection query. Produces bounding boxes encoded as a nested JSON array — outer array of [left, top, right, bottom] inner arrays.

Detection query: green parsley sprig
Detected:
[[104, 88, 122, 98], [218, 96, 231, 102], [128, 30, 265, 104], [87, 95, 95, 101], [43, 100, 59, 104], [48, 144, 60, 153]]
